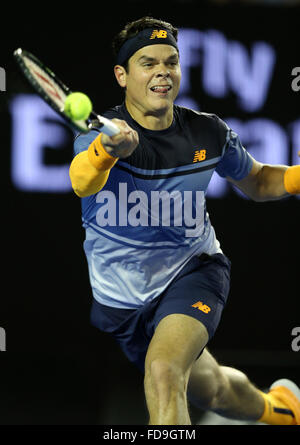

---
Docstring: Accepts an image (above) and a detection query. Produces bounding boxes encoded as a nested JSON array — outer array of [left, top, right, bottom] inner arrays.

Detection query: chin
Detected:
[[148, 98, 173, 114]]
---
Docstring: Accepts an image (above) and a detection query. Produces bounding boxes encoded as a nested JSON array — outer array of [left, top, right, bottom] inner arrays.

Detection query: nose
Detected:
[[156, 71, 170, 81], [157, 71, 170, 78], [156, 63, 170, 78]]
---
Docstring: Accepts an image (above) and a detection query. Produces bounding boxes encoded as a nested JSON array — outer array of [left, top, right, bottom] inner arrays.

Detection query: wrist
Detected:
[[88, 133, 119, 170], [101, 141, 120, 158], [284, 165, 300, 194], [101, 131, 138, 159]]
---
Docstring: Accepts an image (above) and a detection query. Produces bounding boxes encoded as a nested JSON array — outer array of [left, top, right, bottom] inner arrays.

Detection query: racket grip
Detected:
[[97, 115, 120, 137]]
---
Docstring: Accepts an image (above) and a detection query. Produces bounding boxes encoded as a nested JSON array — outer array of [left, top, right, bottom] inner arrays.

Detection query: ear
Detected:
[[114, 65, 127, 88]]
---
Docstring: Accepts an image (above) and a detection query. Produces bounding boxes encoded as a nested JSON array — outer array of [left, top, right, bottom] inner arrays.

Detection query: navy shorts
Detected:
[[90, 253, 231, 373]]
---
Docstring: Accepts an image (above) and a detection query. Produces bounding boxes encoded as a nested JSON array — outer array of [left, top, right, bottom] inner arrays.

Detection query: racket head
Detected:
[[13, 48, 90, 133]]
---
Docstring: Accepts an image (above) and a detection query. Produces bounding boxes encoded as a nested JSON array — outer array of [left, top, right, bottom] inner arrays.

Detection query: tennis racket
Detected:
[[13, 48, 120, 136]]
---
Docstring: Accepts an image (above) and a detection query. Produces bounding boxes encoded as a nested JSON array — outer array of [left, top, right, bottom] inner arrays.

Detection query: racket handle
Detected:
[[97, 115, 120, 137]]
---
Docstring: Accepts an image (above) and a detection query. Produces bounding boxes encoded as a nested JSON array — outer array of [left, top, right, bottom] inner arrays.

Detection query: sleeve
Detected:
[[73, 129, 100, 157], [215, 118, 253, 181]]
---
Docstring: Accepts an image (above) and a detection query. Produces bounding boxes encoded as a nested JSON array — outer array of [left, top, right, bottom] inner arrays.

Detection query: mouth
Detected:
[[149, 85, 172, 95]]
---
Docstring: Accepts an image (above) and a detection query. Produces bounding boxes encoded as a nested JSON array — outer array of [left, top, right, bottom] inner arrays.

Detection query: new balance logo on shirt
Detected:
[[193, 149, 207, 163]]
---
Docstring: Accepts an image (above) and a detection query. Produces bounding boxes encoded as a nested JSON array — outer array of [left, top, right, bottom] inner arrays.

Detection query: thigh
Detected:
[[152, 254, 231, 342], [145, 313, 209, 377], [187, 348, 226, 408]]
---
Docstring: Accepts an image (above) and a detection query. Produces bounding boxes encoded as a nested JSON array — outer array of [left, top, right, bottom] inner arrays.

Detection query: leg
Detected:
[[144, 313, 209, 425], [188, 348, 265, 420]]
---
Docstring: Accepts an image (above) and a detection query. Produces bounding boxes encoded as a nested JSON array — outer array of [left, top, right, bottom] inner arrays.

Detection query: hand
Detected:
[[101, 119, 139, 159]]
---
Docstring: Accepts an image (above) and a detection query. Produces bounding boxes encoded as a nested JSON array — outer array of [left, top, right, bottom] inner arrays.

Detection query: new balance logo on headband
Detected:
[[150, 30, 168, 39], [116, 28, 178, 66]]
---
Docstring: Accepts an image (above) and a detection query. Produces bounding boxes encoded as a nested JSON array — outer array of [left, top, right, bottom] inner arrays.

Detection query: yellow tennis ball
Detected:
[[64, 92, 92, 121]]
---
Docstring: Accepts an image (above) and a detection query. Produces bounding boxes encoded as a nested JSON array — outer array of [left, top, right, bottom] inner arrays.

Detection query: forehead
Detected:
[[131, 44, 179, 62]]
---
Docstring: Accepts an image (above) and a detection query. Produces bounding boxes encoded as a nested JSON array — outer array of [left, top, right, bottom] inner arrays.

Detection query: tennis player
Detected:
[[69, 17, 300, 425]]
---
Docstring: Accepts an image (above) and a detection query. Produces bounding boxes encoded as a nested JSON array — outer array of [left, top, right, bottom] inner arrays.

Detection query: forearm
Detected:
[[256, 164, 290, 201], [69, 133, 118, 198], [70, 119, 139, 198], [255, 164, 300, 202]]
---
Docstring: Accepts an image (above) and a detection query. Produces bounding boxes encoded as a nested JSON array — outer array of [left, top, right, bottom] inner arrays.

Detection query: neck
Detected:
[[125, 99, 173, 131]]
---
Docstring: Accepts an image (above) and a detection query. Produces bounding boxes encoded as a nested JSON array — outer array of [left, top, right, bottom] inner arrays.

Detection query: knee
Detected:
[[144, 358, 187, 396]]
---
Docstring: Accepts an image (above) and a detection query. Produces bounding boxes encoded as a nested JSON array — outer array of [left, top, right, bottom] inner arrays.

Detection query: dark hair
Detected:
[[112, 16, 178, 71]]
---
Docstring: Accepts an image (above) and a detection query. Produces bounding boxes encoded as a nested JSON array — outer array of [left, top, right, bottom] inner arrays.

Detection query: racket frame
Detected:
[[13, 48, 119, 135]]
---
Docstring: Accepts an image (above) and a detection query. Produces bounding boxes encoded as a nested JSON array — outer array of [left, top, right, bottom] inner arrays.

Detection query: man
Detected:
[[69, 17, 300, 425]]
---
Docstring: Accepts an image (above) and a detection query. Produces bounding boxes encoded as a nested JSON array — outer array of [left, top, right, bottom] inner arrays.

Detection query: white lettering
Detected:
[[95, 188, 205, 237], [0, 327, 6, 352], [96, 191, 116, 226], [150, 190, 183, 227], [118, 182, 128, 225], [291, 67, 300, 92], [184, 191, 205, 237], [128, 190, 148, 226], [0, 67, 5, 91], [291, 327, 300, 352]]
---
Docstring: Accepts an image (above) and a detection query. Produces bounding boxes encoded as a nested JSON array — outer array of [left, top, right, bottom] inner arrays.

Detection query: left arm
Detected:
[[227, 156, 300, 202]]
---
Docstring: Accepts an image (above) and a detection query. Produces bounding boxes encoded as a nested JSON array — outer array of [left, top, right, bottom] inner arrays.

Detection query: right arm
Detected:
[[69, 119, 139, 198]]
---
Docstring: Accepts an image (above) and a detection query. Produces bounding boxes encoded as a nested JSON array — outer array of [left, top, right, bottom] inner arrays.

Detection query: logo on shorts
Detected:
[[191, 301, 211, 314], [150, 30, 168, 39]]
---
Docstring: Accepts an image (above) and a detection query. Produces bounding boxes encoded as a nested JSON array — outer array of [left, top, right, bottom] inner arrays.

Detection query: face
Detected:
[[115, 44, 181, 120]]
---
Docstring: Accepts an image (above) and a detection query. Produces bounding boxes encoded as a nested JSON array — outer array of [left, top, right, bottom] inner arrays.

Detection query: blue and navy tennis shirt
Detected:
[[74, 103, 253, 309]]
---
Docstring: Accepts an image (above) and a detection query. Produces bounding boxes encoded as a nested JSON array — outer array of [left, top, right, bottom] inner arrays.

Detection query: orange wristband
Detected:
[[284, 165, 300, 194], [88, 133, 119, 170]]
